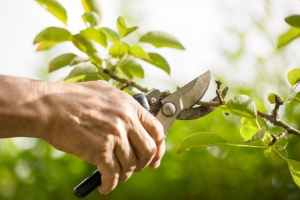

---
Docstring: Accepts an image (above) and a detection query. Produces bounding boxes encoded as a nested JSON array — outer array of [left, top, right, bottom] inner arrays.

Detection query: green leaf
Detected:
[[70, 57, 89, 66], [34, 0, 67, 25], [65, 74, 101, 82], [81, 0, 101, 16], [287, 159, 300, 188], [268, 93, 276, 104], [35, 41, 58, 51], [49, 53, 77, 72], [251, 127, 266, 141], [87, 51, 102, 67], [83, 74, 101, 82], [98, 71, 111, 81], [240, 125, 257, 140], [219, 95, 257, 118], [72, 34, 97, 53], [99, 28, 120, 42], [129, 45, 151, 61], [64, 75, 85, 82], [240, 118, 267, 143], [177, 132, 227, 154], [241, 117, 268, 131], [275, 137, 289, 148], [285, 15, 300, 28], [80, 28, 107, 47], [293, 91, 300, 103], [271, 146, 288, 163], [277, 27, 300, 48], [241, 117, 257, 128], [82, 11, 101, 27], [117, 16, 138, 38], [119, 59, 144, 79], [33, 27, 72, 50], [268, 93, 283, 104], [139, 31, 185, 50], [120, 66, 133, 79], [109, 42, 130, 58], [144, 53, 170, 75], [264, 148, 271, 158], [287, 68, 300, 86], [116, 16, 127, 37], [66, 62, 98, 79]]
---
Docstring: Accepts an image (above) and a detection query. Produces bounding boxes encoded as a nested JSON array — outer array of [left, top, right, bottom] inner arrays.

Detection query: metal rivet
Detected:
[[150, 97, 157, 105], [162, 102, 176, 116]]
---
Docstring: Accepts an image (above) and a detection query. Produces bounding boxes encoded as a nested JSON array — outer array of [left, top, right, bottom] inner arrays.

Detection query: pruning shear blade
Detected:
[[153, 71, 211, 134], [177, 87, 228, 120]]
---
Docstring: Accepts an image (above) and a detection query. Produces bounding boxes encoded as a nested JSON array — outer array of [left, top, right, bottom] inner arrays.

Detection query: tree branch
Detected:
[[271, 95, 283, 119], [103, 69, 149, 93], [268, 130, 288, 146], [195, 99, 300, 138], [257, 110, 300, 137], [199, 81, 300, 138], [103, 72, 300, 138], [215, 80, 226, 105]]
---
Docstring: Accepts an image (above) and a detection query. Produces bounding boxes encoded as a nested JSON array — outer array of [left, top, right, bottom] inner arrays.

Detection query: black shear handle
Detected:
[[73, 93, 150, 198]]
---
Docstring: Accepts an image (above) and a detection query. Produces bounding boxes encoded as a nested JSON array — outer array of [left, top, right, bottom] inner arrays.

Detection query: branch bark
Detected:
[[196, 97, 300, 138], [104, 72, 300, 139]]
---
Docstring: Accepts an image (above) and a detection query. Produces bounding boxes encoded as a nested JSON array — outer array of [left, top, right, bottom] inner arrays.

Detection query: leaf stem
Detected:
[[255, 119, 261, 130], [226, 143, 266, 149], [284, 82, 300, 104]]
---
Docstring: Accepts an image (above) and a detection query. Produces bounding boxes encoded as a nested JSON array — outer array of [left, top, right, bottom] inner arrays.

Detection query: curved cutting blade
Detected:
[[177, 87, 228, 120], [156, 71, 211, 134]]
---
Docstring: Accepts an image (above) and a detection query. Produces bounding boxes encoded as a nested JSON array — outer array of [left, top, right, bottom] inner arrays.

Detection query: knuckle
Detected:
[[119, 158, 136, 182], [152, 119, 164, 139], [110, 173, 120, 182], [135, 146, 157, 171], [89, 136, 115, 165], [119, 171, 133, 182]]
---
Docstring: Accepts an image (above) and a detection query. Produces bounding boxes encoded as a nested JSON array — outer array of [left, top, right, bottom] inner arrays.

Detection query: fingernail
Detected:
[[98, 187, 110, 195], [151, 160, 161, 169]]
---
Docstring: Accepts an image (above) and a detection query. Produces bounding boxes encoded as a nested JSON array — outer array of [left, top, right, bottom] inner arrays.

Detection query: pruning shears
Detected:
[[73, 71, 227, 198]]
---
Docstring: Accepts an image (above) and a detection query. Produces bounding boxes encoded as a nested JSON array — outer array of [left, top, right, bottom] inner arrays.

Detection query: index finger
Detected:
[[137, 108, 165, 168]]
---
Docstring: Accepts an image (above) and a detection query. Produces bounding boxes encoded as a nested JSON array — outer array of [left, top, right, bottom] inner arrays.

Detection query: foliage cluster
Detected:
[[33, 0, 184, 94]]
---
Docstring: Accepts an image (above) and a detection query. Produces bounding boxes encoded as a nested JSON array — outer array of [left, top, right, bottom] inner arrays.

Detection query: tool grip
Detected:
[[73, 93, 150, 198]]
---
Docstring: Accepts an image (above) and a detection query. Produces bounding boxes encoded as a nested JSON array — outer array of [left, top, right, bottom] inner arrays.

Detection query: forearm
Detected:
[[0, 75, 165, 194], [0, 75, 52, 139]]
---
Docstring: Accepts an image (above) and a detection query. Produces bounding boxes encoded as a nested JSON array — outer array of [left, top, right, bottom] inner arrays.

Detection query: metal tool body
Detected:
[[73, 71, 225, 198]]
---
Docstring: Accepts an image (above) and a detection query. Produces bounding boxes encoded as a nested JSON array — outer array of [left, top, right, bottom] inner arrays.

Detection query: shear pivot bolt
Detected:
[[150, 97, 157, 105], [162, 102, 176, 116]]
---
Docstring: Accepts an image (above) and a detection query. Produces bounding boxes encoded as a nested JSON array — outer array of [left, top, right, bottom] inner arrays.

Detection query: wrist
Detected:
[[0, 76, 53, 139]]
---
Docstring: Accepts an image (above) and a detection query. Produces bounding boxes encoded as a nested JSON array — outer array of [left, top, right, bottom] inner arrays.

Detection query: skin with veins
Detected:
[[0, 75, 165, 194]]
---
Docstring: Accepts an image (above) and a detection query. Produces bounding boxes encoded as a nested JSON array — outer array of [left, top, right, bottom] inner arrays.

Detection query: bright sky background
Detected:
[[1, 0, 300, 92]]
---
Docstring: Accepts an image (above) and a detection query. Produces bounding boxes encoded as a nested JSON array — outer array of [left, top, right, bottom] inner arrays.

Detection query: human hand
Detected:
[[43, 81, 165, 194]]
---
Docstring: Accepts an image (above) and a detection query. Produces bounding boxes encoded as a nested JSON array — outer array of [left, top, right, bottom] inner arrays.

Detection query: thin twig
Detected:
[[268, 130, 288, 146], [103, 69, 149, 93], [120, 83, 129, 91], [104, 71, 300, 138], [257, 110, 300, 137], [197, 101, 220, 107], [271, 95, 283, 119], [194, 100, 300, 138], [215, 80, 226, 105]]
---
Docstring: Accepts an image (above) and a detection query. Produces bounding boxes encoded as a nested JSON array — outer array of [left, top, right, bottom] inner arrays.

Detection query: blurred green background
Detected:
[[1, 0, 300, 199]]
